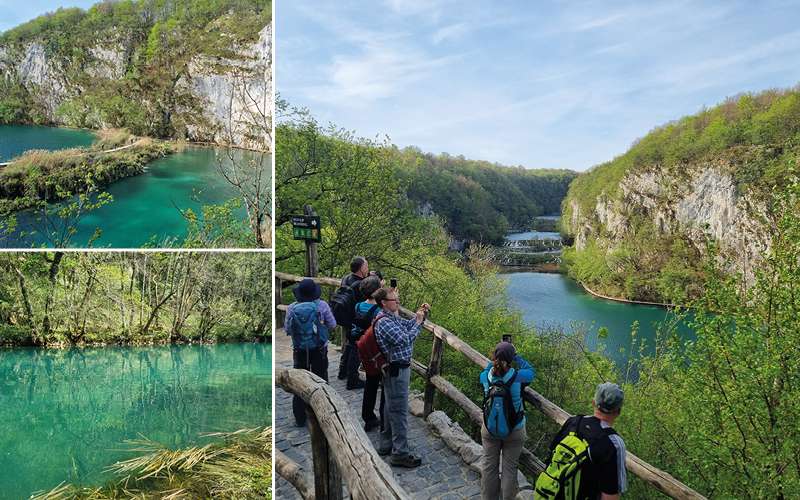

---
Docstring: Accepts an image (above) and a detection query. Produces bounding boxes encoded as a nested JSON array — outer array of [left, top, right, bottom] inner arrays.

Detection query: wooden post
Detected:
[[304, 204, 319, 277], [423, 333, 443, 418], [308, 408, 342, 499], [275, 275, 285, 327]]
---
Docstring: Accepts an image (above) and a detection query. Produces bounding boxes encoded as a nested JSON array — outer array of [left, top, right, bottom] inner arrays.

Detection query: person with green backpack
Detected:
[[284, 278, 337, 427], [534, 382, 627, 500], [480, 341, 536, 499]]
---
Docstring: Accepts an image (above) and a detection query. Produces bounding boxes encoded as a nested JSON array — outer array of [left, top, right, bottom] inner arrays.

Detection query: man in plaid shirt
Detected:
[[373, 286, 430, 468]]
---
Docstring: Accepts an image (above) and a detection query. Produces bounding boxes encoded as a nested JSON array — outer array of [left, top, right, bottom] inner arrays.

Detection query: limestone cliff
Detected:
[[0, 20, 272, 150], [563, 146, 785, 301]]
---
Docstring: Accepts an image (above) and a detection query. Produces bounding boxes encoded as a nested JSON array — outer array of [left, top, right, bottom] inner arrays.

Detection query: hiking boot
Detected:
[[390, 455, 422, 468], [337, 372, 347, 380], [346, 379, 367, 390], [377, 447, 392, 456], [364, 418, 381, 432]]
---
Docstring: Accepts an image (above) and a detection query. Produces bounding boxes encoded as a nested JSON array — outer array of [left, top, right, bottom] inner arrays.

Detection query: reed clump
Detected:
[[31, 427, 273, 500], [93, 128, 135, 150]]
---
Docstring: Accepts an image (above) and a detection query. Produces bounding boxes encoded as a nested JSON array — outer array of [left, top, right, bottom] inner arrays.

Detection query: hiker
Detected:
[[373, 286, 430, 468], [336, 256, 373, 389], [480, 341, 535, 500], [284, 278, 336, 427], [353, 275, 385, 431], [535, 382, 627, 500]]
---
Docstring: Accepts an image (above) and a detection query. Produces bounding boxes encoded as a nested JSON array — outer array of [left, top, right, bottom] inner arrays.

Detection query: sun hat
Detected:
[[293, 278, 322, 302], [595, 382, 625, 413], [493, 342, 516, 362]]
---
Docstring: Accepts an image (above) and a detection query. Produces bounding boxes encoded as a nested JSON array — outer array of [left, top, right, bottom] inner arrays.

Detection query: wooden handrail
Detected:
[[275, 364, 410, 500], [275, 271, 708, 500]]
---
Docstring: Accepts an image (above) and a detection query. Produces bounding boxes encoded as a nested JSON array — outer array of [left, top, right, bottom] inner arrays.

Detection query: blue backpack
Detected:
[[483, 371, 522, 437], [289, 300, 328, 351]]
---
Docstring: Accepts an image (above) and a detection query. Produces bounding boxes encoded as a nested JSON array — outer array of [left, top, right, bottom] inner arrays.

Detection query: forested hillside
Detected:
[[277, 103, 800, 499], [0, 251, 272, 346], [0, 0, 271, 147], [563, 86, 800, 303], [396, 147, 576, 244]]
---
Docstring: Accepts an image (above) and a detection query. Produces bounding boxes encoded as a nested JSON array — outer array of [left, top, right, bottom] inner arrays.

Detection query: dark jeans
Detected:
[[293, 347, 329, 426], [337, 330, 362, 385], [361, 373, 385, 425]]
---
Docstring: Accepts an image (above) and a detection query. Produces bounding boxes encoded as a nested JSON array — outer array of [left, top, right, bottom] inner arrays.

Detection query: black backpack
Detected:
[[330, 284, 357, 328]]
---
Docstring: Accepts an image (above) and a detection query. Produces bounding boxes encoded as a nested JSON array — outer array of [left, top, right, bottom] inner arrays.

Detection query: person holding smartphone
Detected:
[[372, 286, 430, 468]]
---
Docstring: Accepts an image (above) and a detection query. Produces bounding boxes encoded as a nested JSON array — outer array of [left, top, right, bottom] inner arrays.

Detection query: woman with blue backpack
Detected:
[[480, 341, 535, 500], [285, 278, 337, 427]]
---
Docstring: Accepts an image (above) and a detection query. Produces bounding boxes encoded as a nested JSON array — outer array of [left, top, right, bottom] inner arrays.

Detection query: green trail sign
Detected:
[[292, 215, 322, 242]]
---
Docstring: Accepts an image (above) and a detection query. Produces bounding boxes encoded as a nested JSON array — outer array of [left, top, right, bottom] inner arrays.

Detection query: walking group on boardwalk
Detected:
[[285, 255, 628, 499]]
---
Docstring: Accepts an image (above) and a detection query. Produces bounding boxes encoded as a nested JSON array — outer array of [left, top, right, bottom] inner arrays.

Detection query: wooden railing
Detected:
[[275, 364, 409, 499], [275, 271, 707, 500]]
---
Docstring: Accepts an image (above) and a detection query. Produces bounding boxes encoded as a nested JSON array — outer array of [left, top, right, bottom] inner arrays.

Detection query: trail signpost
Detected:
[[292, 215, 321, 242], [295, 205, 320, 277]]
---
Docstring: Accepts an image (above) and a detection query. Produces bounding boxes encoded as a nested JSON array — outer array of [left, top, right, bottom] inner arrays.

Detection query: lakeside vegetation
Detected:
[[277, 103, 800, 499], [0, 129, 175, 212], [0, 251, 271, 347], [563, 86, 800, 304]]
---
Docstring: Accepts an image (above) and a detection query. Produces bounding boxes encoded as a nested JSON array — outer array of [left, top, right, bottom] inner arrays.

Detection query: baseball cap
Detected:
[[493, 342, 516, 362], [595, 382, 625, 413]]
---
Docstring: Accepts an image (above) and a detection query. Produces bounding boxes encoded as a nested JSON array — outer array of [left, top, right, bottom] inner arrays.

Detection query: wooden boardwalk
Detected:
[[273, 330, 535, 500]]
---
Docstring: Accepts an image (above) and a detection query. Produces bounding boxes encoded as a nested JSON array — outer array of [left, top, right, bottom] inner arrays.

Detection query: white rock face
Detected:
[[1, 22, 273, 150], [86, 46, 127, 80], [568, 161, 771, 280], [184, 23, 273, 149]]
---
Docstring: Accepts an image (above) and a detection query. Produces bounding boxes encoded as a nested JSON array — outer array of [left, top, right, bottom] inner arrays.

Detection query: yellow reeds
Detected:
[[94, 128, 134, 150]]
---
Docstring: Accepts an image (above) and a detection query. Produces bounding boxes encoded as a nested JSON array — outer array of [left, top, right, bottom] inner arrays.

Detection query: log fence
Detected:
[[275, 271, 707, 500]]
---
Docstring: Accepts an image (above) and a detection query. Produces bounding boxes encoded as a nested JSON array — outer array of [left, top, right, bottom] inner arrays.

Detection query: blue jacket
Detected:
[[480, 355, 535, 429]]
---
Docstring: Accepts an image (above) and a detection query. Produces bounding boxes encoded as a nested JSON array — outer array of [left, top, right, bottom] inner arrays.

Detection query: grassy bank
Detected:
[[0, 131, 176, 212]]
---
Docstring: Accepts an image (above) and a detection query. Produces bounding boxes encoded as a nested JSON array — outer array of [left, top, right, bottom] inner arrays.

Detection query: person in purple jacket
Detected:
[[479, 341, 535, 500], [284, 278, 337, 427]]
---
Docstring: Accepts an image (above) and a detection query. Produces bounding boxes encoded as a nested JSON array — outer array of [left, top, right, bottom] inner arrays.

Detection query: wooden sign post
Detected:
[[293, 204, 320, 277]]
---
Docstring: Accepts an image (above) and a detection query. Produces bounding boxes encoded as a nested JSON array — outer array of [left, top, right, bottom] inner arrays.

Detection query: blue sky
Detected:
[[277, 0, 800, 172], [0, 1, 98, 33]]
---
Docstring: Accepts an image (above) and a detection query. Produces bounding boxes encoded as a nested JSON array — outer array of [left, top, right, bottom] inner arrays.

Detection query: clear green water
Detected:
[[0, 343, 272, 499], [0, 125, 97, 162], [504, 272, 696, 372]]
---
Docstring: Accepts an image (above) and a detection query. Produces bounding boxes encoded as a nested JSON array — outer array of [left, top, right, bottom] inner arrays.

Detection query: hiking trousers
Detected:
[[379, 366, 410, 460], [481, 422, 526, 500], [292, 347, 329, 426]]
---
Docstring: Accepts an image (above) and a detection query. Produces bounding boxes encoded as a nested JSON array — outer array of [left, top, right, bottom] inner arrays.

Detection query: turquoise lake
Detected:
[[0, 125, 97, 163], [503, 271, 695, 376], [0, 125, 266, 248], [0, 343, 272, 499]]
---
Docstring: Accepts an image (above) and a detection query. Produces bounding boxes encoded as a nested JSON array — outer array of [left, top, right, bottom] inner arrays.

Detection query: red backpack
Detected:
[[356, 315, 392, 376]]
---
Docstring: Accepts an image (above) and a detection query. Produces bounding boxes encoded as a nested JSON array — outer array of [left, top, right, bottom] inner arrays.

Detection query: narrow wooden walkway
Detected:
[[274, 330, 533, 500]]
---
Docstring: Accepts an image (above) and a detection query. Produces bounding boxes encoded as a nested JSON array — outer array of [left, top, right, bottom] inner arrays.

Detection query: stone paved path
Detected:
[[274, 330, 482, 500]]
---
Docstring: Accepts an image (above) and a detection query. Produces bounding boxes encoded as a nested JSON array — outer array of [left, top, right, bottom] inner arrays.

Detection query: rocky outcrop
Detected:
[[183, 23, 272, 148], [566, 154, 772, 283], [0, 21, 272, 150]]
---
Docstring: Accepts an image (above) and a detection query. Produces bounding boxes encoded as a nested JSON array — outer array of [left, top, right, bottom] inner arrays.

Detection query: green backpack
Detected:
[[534, 415, 615, 500]]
